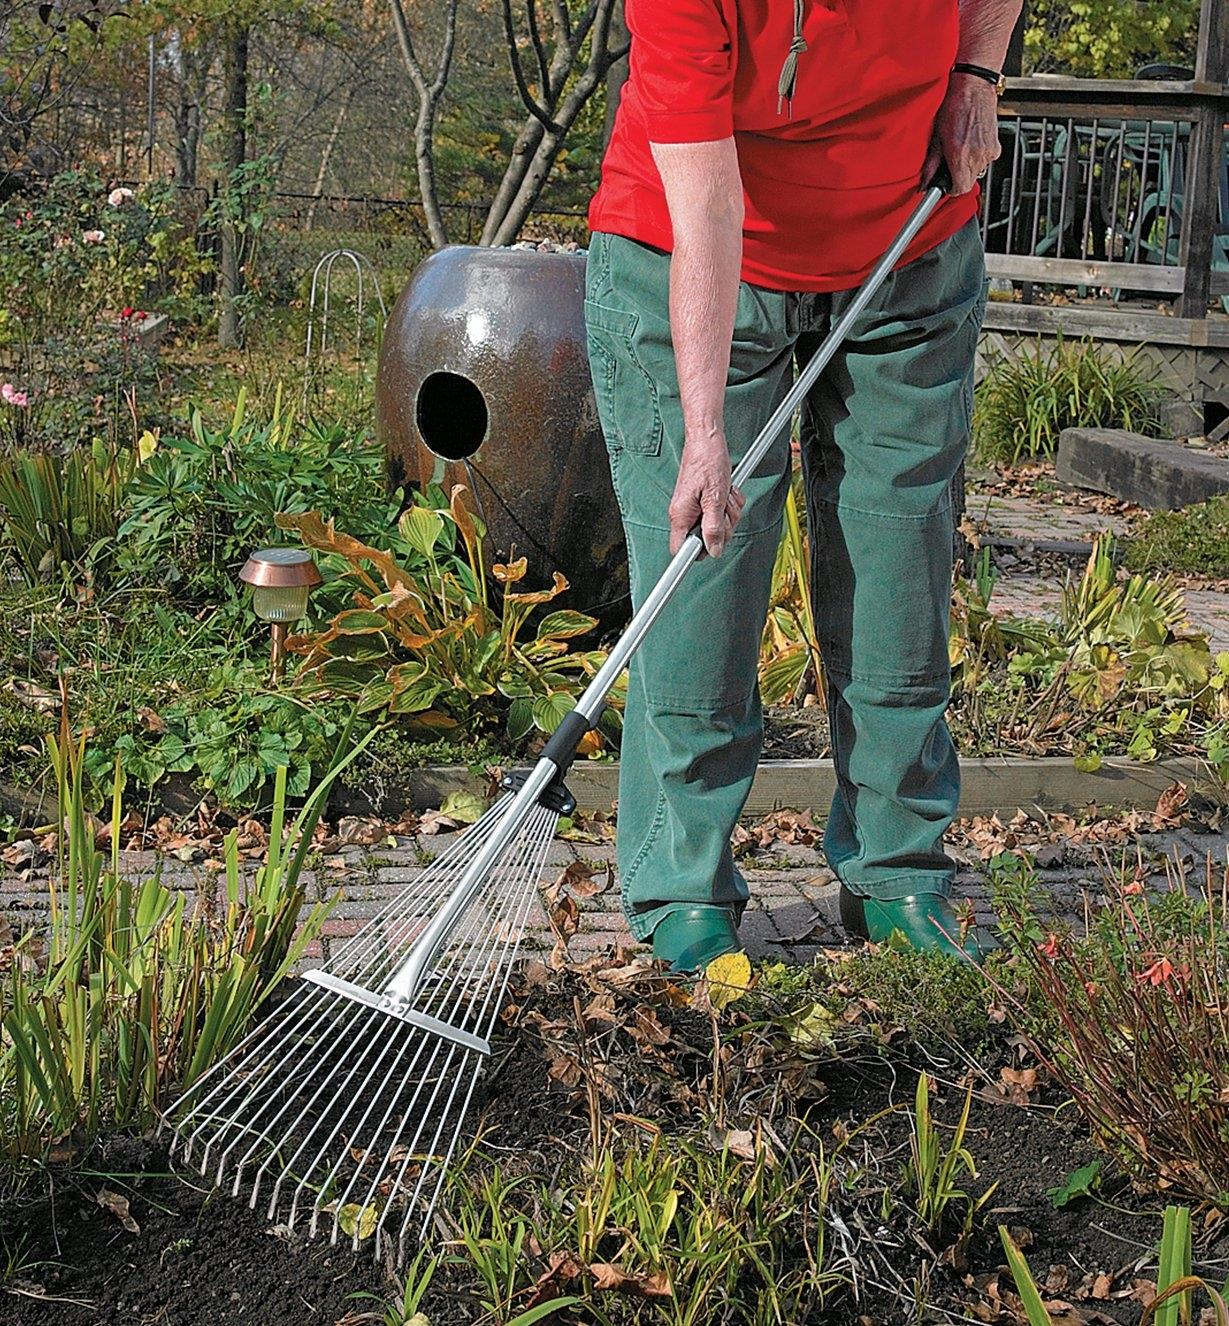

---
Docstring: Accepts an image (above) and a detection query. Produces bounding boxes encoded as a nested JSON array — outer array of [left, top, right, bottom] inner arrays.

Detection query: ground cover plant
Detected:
[[1125, 495, 1229, 580]]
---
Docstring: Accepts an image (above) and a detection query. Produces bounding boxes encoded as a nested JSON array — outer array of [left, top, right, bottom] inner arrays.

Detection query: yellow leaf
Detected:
[[136, 429, 158, 462], [338, 1202, 379, 1241], [705, 951, 752, 1011]]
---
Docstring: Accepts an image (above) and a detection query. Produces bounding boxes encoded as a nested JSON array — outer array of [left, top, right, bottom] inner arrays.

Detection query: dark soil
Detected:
[[762, 703, 829, 759], [0, 1136, 388, 1325], [4, 963, 1226, 1326]]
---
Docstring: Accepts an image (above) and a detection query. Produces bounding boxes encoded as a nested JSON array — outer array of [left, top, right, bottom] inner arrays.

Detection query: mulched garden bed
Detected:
[[6, 951, 1225, 1325]]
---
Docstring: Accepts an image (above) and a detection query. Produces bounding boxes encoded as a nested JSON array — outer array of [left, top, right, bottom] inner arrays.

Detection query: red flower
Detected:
[[1139, 957, 1175, 987], [1039, 933, 1061, 959], [1122, 880, 1144, 896], [135, 310, 147, 321], [121, 306, 134, 319]]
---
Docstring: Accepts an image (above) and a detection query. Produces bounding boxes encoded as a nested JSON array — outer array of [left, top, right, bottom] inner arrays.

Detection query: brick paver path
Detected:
[[5, 822, 1227, 969], [968, 489, 1229, 652]]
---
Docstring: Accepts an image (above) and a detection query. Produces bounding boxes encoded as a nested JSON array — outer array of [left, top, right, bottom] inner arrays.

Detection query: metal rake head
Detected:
[[170, 794, 559, 1260]]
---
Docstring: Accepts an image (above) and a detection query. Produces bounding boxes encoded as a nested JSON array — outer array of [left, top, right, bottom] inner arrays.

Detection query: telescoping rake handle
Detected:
[[315, 180, 951, 1025]]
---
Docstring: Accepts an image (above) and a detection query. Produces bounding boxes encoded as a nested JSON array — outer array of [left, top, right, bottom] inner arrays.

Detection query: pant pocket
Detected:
[[585, 299, 663, 457]]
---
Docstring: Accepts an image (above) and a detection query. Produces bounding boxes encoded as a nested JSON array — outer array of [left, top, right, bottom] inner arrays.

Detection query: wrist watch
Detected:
[[953, 61, 1006, 96]]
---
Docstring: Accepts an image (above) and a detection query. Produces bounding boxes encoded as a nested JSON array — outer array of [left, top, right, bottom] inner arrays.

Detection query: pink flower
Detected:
[[1122, 880, 1144, 896], [1038, 933, 1061, 960], [1, 383, 30, 408], [135, 310, 147, 321], [1139, 957, 1175, 987], [107, 187, 135, 207], [82, 229, 105, 244]]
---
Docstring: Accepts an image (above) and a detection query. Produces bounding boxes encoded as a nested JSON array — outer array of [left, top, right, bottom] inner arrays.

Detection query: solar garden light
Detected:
[[239, 548, 321, 682]]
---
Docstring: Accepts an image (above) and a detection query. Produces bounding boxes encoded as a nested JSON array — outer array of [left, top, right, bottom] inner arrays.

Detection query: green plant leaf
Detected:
[[1047, 1159, 1101, 1208], [399, 505, 444, 558]]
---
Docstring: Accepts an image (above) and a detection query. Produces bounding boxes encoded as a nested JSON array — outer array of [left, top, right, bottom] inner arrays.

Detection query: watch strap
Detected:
[[953, 61, 1006, 94]]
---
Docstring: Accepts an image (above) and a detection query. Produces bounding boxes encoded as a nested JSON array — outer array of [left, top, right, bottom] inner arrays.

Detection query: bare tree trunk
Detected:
[[305, 87, 354, 229], [171, 37, 209, 187], [602, 0, 628, 149], [218, 23, 249, 350], [389, 0, 457, 250], [482, 0, 628, 245]]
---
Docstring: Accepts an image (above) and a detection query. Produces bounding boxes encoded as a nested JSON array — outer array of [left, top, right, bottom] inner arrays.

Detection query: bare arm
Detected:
[[650, 137, 746, 556], [924, 0, 1023, 194]]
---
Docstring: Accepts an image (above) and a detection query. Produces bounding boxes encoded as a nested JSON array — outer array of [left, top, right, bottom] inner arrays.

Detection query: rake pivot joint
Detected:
[[501, 768, 576, 816]]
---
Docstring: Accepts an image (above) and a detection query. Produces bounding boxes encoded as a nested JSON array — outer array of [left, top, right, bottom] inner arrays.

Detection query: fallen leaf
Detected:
[[438, 789, 485, 824], [96, 1188, 139, 1234], [337, 1202, 378, 1241], [590, 1263, 672, 1297], [700, 951, 752, 1013], [1152, 782, 1188, 829], [137, 705, 166, 734], [335, 815, 386, 846]]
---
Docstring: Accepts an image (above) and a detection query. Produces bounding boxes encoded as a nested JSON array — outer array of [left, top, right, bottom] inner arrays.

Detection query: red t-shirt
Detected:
[[589, 0, 979, 292]]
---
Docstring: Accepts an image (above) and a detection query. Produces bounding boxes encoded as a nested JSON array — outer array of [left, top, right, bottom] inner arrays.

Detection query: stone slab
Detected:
[[1056, 427, 1229, 510]]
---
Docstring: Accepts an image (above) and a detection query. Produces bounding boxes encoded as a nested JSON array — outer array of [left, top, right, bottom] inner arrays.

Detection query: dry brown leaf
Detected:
[[97, 1187, 140, 1234], [996, 1066, 1039, 1106], [336, 815, 386, 846], [590, 1264, 672, 1297], [1152, 782, 1188, 829], [137, 705, 166, 734]]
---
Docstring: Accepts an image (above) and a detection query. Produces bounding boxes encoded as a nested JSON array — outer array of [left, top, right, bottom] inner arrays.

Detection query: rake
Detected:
[[170, 180, 950, 1261]]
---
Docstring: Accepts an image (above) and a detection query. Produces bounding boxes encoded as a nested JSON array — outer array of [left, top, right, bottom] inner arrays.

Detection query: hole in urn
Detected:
[[416, 371, 489, 460]]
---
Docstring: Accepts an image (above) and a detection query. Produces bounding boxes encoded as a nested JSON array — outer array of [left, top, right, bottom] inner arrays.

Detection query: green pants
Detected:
[[584, 220, 987, 942]]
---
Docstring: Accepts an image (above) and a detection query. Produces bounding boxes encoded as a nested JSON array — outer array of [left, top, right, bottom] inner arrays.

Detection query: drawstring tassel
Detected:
[[777, 0, 808, 117]]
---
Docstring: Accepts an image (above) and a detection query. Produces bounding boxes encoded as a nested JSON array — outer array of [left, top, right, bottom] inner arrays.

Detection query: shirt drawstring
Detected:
[[777, 0, 808, 117]]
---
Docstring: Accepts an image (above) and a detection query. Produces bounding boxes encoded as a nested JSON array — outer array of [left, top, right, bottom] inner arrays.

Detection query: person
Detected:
[[584, 0, 1021, 972]]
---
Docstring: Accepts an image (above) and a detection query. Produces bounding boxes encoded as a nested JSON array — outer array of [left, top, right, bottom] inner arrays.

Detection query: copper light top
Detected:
[[238, 547, 323, 589]]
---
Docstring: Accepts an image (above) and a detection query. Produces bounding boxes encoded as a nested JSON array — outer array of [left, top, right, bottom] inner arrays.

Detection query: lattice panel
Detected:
[[976, 329, 1229, 404]]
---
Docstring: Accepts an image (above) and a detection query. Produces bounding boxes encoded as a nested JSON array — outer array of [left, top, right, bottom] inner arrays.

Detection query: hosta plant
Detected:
[[282, 486, 621, 753]]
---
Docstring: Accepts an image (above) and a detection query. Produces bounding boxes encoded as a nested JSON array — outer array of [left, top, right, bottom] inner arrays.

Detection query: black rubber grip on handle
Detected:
[[924, 162, 953, 194], [540, 709, 593, 774]]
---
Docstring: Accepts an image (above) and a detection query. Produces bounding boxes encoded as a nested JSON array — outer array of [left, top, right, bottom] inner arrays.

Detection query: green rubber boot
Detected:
[[839, 886, 997, 964], [651, 905, 743, 974]]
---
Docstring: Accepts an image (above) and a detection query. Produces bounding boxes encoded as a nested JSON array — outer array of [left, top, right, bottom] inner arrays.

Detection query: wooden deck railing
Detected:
[[983, 0, 1228, 328]]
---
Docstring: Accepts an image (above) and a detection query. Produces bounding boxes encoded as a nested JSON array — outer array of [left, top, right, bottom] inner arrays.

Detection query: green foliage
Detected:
[[1125, 494, 1229, 580], [446, 1131, 840, 1326], [0, 724, 365, 1172], [0, 439, 135, 585], [1024, 1, 1200, 78], [909, 1074, 994, 1236], [117, 386, 400, 605], [990, 852, 1229, 1206], [285, 486, 622, 752], [974, 337, 1164, 466], [949, 535, 1229, 765]]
